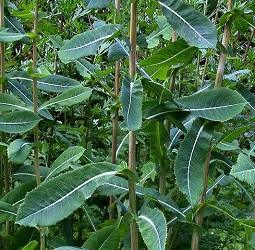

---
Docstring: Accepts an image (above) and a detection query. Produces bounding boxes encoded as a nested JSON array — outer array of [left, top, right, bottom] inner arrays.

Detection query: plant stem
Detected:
[[109, 0, 121, 219], [0, 1, 11, 248], [191, 144, 212, 250], [32, 2, 46, 250], [243, 28, 255, 62], [128, 1, 138, 249], [215, 0, 233, 87]]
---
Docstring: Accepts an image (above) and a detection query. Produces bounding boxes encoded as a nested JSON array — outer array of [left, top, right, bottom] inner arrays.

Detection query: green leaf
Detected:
[[230, 153, 255, 187], [236, 84, 255, 113], [176, 88, 247, 121], [83, 216, 129, 250], [58, 25, 118, 63], [0, 111, 41, 134], [108, 41, 129, 61], [54, 248, 83, 250], [140, 39, 197, 80], [146, 15, 172, 48], [21, 241, 38, 250], [86, 0, 112, 9], [0, 201, 17, 223], [0, 28, 27, 42], [98, 176, 185, 217], [140, 162, 156, 185], [0, 93, 30, 112], [46, 146, 85, 180], [39, 86, 92, 110], [137, 207, 167, 250], [16, 163, 118, 227], [38, 75, 81, 93], [120, 78, 143, 131], [75, 59, 98, 78], [7, 139, 32, 164], [159, 0, 217, 48], [175, 119, 214, 206]]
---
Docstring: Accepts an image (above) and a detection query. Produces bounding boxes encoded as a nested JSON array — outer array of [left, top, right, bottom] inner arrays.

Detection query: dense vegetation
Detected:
[[0, 0, 255, 249]]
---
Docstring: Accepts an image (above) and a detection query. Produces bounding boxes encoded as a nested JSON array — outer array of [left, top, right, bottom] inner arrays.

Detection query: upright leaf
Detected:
[[46, 146, 85, 180], [175, 119, 214, 206], [120, 78, 143, 131], [58, 25, 118, 63], [39, 86, 92, 110], [0, 111, 41, 134], [159, 0, 217, 48], [137, 207, 167, 250], [230, 154, 255, 187], [16, 163, 118, 226], [176, 88, 247, 121]]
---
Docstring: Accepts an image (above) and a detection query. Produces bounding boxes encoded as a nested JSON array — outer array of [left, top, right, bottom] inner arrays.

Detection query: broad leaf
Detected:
[[75, 59, 98, 78], [83, 216, 129, 250], [108, 41, 129, 61], [0, 93, 30, 112], [7, 139, 32, 164], [0, 28, 27, 42], [98, 176, 185, 217], [8, 79, 53, 120], [86, 0, 112, 9], [137, 207, 167, 250], [16, 163, 118, 226], [21, 241, 38, 250], [39, 86, 92, 110], [236, 84, 255, 112], [0, 201, 17, 223], [175, 119, 214, 206], [120, 78, 143, 131], [140, 39, 197, 80], [230, 154, 255, 187], [159, 0, 217, 48], [0, 111, 41, 134], [58, 25, 118, 63], [46, 146, 85, 180], [176, 88, 247, 121]]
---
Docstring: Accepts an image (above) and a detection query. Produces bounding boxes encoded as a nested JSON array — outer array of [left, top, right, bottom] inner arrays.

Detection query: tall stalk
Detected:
[[32, 2, 45, 249], [0, 1, 11, 249], [109, 0, 121, 219], [215, 0, 233, 87], [128, 1, 139, 249]]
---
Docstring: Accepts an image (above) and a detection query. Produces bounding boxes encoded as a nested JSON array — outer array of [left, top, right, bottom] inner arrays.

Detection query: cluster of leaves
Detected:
[[0, 0, 255, 249]]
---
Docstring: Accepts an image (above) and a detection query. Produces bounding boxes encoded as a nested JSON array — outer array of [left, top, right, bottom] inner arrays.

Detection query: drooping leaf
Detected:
[[7, 139, 32, 164], [0, 28, 27, 42], [75, 59, 98, 78], [54, 248, 82, 250], [137, 207, 167, 250], [230, 154, 255, 187], [0, 111, 41, 134], [175, 119, 214, 206], [16, 163, 118, 227], [0, 201, 17, 223], [8, 79, 53, 120], [158, 0, 217, 48], [46, 146, 85, 180], [140, 39, 197, 80], [120, 78, 143, 131], [176, 88, 247, 122], [58, 25, 118, 63], [86, 0, 112, 9], [0, 93, 30, 112], [98, 176, 185, 217], [4, 15, 30, 44], [108, 41, 129, 61], [39, 86, 92, 110], [21, 241, 38, 250]]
